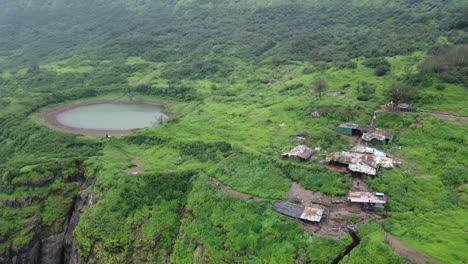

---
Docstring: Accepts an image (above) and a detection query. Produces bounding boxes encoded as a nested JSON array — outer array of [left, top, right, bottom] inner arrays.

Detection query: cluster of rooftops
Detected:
[[336, 123, 394, 143], [275, 122, 394, 223], [326, 145, 393, 176], [273, 190, 387, 223], [282, 123, 395, 176]]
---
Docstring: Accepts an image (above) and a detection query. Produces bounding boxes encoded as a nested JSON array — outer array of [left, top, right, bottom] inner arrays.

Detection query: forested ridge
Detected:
[[0, 0, 467, 263]]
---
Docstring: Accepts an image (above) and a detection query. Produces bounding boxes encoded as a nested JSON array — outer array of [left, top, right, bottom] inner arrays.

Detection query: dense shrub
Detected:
[[441, 167, 468, 187], [179, 141, 232, 162], [356, 81, 376, 101], [418, 45, 468, 85], [384, 83, 418, 103], [316, 104, 367, 122], [124, 134, 169, 146], [135, 85, 199, 101], [281, 83, 304, 92], [363, 57, 391, 76]]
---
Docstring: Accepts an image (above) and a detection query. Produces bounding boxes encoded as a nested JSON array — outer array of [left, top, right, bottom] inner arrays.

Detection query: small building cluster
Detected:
[[277, 116, 395, 212], [273, 201, 324, 223], [337, 123, 394, 144], [347, 192, 386, 209], [325, 146, 393, 176], [282, 145, 315, 160]]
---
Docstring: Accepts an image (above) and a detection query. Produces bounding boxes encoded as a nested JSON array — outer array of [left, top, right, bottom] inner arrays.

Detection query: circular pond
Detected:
[[43, 101, 168, 136]]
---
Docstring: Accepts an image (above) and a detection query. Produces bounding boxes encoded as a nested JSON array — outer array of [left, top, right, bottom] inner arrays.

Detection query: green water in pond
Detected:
[[56, 103, 168, 130]]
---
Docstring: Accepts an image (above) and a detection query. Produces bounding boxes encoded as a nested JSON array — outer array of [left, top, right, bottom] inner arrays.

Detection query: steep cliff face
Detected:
[[63, 179, 95, 264], [0, 174, 93, 264]]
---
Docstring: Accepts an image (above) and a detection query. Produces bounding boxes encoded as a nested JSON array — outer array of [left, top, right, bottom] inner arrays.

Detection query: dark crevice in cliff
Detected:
[[62, 177, 94, 264]]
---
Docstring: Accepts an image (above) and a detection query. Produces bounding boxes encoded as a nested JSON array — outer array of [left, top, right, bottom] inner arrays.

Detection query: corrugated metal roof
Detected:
[[337, 123, 374, 132], [326, 152, 378, 167], [273, 201, 303, 218], [282, 145, 314, 160], [326, 148, 393, 175], [337, 123, 394, 141], [348, 192, 386, 204], [376, 129, 395, 140], [273, 201, 324, 223], [379, 157, 394, 168], [300, 207, 324, 222], [349, 162, 377, 175], [326, 151, 355, 164], [362, 129, 394, 141], [362, 132, 386, 142], [398, 103, 410, 109]]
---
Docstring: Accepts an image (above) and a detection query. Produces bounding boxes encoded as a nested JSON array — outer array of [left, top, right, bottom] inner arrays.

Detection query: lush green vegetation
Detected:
[[172, 173, 351, 263], [370, 113, 468, 263], [340, 221, 408, 264], [281, 164, 351, 196], [75, 147, 195, 263], [0, 0, 467, 263]]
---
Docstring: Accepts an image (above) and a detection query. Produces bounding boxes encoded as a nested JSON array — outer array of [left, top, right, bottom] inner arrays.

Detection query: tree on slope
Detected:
[[312, 78, 328, 99], [384, 83, 417, 103]]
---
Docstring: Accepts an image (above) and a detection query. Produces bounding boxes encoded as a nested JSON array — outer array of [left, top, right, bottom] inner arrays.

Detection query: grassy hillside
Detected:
[[0, 0, 467, 263]]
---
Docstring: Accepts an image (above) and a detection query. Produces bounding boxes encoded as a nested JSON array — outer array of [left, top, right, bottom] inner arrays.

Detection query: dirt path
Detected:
[[380, 228, 444, 264], [287, 182, 345, 207], [380, 104, 467, 125], [427, 111, 468, 125], [125, 155, 144, 174], [350, 176, 370, 192], [208, 177, 263, 201]]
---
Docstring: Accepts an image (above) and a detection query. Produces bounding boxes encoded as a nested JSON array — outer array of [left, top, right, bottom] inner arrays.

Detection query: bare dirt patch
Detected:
[[350, 175, 370, 192], [287, 182, 383, 239], [287, 182, 345, 206], [41, 99, 165, 137], [125, 155, 144, 175], [427, 111, 468, 125]]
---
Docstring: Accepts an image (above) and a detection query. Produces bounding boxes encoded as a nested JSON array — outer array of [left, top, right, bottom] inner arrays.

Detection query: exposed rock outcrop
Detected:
[[40, 233, 64, 264], [12, 175, 55, 188], [2, 194, 48, 208], [63, 178, 95, 264], [0, 173, 94, 264]]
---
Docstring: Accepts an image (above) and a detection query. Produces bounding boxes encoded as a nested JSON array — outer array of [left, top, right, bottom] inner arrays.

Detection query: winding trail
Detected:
[[426, 111, 468, 125], [208, 177, 263, 201], [379, 104, 468, 125], [380, 228, 444, 264]]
